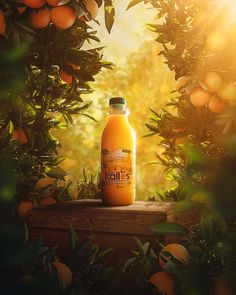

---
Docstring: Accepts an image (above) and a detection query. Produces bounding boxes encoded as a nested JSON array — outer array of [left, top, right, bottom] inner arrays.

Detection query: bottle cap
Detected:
[[109, 97, 126, 105]]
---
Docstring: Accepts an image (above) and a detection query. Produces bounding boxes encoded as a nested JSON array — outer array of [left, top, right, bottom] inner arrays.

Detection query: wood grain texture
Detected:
[[28, 200, 200, 263]]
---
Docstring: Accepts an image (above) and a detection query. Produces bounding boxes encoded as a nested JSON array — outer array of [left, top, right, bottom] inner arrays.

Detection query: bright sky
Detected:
[[92, 0, 156, 64]]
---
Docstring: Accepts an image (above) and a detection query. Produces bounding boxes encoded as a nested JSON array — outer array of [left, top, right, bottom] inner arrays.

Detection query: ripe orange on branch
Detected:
[[159, 243, 190, 268], [149, 271, 175, 295], [30, 8, 50, 29], [52, 261, 72, 290], [17, 200, 33, 219], [190, 87, 210, 107], [12, 127, 28, 145], [35, 177, 56, 190], [208, 96, 227, 113], [59, 63, 80, 84], [23, 0, 45, 8], [0, 10, 6, 35], [175, 136, 187, 145], [204, 71, 222, 93], [50, 6, 76, 29]]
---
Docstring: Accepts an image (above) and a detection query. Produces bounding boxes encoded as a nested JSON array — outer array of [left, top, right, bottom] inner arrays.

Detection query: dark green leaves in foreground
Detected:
[[151, 222, 188, 236]]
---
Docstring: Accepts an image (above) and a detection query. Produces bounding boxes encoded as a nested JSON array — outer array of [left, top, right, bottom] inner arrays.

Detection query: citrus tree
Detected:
[[0, 0, 115, 216], [137, 0, 236, 202], [0, 1, 117, 293], [127, 0, 236, 294]]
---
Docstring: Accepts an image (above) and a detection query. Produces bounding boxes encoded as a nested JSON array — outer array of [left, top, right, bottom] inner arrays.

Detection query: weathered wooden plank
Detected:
[[29, 200, 168, 235], [28, 200, 200, 263]]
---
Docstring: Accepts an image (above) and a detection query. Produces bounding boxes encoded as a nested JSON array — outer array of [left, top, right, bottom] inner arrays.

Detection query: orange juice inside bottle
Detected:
[[101, 97, 136, 206]]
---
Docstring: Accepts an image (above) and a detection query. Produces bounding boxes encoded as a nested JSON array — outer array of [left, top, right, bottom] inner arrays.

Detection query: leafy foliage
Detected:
[[127, 0, 236, 293], [128, 0, 236, 202], [0, 0, 114, 204]]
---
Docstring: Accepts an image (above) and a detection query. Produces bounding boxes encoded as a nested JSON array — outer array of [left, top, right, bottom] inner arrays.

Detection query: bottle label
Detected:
[[101, 148, 134, 187]]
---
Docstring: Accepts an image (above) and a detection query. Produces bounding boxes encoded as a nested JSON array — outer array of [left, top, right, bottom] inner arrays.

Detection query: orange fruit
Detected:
[[52, 261, 72, 290], [208, 96, 227, 113], [176, 76, 189, 91], [59, 63, 80, 84], [23, 0, 45, 8], [35, 177, 56, 190], [30, 8, 50, 29], [214, 279, 233, 295], [39, 196, 57, 206], [173, 127, 186, 133], [175, 136, 187, 145], [0, 10, 6, 35], [16, 0, 27, 14], [190, 87, 210, 107], [149, 271, 175, 295], [12, 127, 28, 145], [159, 243, 190, 268], [84, 0, 98, 19], [204, 72, 222, 93], [46, 0, 60, 6], [17, 200, 33, 219], [50, 6, 76, 29]]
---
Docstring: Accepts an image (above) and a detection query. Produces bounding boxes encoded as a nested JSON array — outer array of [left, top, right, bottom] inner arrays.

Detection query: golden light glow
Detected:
[[218, 0, 236, 9], [93, 0, 156, 64], [216, 0, 236, 20], [206, 31, 227, 51]]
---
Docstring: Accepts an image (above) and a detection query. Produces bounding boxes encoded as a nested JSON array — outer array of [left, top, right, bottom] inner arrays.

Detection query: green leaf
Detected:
[[104, 2, 115, 33], [123, 257, 136, 271], [1, 121, 14, 143], [133, 237, 145, 255], [77, 236, 94, 256], [126, 0, 143, 10], [143, 242, 150, 255], [55, 156, 66, 165], [95, 248, 112, 263], [151, 222, 188, 236], [80, 113, 97, 122], [88, 243, 99, 262], [146, 24, 159, 32], [45, 166, 68, 180], [142, 131, 156, 138], [68, 224, 78, 251]]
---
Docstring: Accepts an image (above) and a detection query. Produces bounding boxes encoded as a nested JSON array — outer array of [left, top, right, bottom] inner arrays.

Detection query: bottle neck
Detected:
[[108, 104, 128, 115]]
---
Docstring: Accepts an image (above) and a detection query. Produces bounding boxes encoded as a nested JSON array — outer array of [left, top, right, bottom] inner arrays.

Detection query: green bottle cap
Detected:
[[109, 97, 126, 105]]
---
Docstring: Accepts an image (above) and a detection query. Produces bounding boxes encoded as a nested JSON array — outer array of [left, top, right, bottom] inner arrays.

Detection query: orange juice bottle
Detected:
[[101, 97, 136, 206]]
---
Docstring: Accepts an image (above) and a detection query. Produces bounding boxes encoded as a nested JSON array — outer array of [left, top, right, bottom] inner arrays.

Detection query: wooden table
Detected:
[[28, 200, 200, 263]]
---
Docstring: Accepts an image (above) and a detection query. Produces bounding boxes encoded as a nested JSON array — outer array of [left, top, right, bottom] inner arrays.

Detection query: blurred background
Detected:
[[55, 0, 175, 199]]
